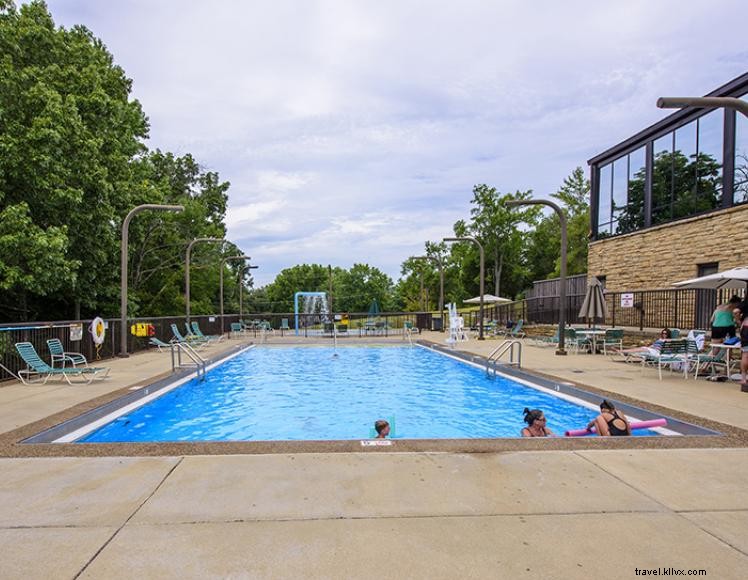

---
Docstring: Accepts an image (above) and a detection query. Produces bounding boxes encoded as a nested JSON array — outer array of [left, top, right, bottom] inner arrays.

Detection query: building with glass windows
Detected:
[[587, 73, 748, 291]]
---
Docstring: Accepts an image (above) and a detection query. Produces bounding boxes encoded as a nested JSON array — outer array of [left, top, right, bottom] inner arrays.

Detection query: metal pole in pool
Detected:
[[120, 204, 183, 357], [220, 255, 251, 335], [506, 198, 568, 355]]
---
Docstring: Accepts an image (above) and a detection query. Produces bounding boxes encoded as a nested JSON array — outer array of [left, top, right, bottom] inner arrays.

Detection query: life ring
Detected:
[[90, 317, 106, 345]]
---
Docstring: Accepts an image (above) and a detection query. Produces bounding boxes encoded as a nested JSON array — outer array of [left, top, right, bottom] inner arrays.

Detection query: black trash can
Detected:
[[431, 317, 443, 331]]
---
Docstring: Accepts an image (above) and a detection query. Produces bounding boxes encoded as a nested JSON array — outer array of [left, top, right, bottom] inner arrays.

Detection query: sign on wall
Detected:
[[621, 293, 634, 308]]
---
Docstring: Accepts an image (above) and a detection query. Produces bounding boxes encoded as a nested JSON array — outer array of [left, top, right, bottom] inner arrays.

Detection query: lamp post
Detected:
[[120, 204, 184, 357], [443, 236, 485, 340], [185, 237, 225, 323], [239, 264, 259, 320], [657, 96, 748, 118], [220, 255, 251, 334], [413, 255, 444, 331], [506, 198, 568, 355]]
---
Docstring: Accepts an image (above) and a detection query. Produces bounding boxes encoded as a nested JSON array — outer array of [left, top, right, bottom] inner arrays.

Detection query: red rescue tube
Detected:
[[565, 418, 667, 437]]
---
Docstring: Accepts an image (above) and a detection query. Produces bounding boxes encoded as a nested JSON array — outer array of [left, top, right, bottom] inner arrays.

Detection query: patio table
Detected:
[[708, 343, 743, 380], [574, 329, 606, 353]]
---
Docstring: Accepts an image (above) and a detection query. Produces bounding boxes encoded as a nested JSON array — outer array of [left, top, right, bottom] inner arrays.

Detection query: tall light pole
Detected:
[[120, 204, 184, 357], [443, 236, 485, 340], [220, 255, 251, 334], [413, 255, 444, 331], [657, 96, 748, 118], [185, 237, 224, 323], [506, 199, 568, 355], [239, 264, 259, 320]]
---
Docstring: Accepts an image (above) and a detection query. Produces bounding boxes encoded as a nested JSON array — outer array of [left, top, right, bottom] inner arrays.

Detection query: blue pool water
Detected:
[[81, 346, 657, 442]]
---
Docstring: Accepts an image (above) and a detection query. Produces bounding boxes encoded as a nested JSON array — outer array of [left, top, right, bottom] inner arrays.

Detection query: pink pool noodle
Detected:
[[565, 418, 667, 437]]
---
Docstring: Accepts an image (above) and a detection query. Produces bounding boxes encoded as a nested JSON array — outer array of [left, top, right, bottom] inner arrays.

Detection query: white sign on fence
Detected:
[[69, 323, 83, 341], [621, 293, 634, 308]]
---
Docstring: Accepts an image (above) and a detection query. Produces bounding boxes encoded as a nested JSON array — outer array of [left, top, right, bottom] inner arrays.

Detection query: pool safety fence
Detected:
[[0, 314, 239, 382], [487, 287, 743, 331]]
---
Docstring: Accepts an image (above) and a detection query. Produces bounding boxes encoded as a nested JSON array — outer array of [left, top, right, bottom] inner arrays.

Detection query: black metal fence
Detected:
[[485, 287, 744, 331], [0, 311, 433, 381], [0, 314, 239, 381]]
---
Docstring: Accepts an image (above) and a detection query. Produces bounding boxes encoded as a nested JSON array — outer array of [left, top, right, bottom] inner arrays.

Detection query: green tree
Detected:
[[457, 186, 538, 299], [0, 1, 149, 319], [334, 264, 394, 312], [263, 264, 336, 313], [0, 202, 75, 319], [525, 167, 590, 279]]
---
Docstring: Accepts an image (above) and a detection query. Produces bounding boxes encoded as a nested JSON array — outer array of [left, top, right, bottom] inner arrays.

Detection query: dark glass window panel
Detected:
[[735, 113, 748, 205], [612, 156, 627, 221], [652, 133, 673, 224], [673, 121, 697, 219], [698, 262, 719, 277], [597, 163, 612, 229], [619, 146, 646, 233], [597, 222, 612, 238], [697, 110, 723, 212]]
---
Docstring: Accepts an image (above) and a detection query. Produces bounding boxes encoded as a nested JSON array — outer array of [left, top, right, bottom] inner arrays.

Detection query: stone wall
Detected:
[[588, 204, 748, 291]]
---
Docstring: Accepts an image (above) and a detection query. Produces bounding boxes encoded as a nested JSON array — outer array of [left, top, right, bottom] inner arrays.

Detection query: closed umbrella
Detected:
[[368, 299, 380, 317], [673, 266, 748, 290], [578, 277, 609, 328]]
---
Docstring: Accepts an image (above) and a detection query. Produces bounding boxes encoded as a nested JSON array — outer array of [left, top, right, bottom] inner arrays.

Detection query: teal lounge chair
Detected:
[[170, 323, 207, 347], [46, 338, 88, 368], [15, 342, 109, 385], [280, 318, 290, 334], [191, 321, 223, 342], [149, 337, 172, 352], [502, 319, 525, 339]]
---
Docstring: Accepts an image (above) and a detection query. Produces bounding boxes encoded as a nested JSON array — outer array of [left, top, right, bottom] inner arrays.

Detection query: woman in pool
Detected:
[[586, 400, 631, 436], [521, 408, 554, 437]]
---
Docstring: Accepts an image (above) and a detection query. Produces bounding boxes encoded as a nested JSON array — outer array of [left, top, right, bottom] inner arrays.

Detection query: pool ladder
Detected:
[[486, 340, 522, 376], [170, 342, 207, 380]]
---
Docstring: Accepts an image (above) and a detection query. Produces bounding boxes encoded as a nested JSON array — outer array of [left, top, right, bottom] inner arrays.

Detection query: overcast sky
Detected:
[[43, 0, 747, 286]]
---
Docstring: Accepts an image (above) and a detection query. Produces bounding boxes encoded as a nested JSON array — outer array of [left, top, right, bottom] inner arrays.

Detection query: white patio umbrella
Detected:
[[672, 266, 748, 290], [578, 277, 609, 327], [464, 294, 511, 304]]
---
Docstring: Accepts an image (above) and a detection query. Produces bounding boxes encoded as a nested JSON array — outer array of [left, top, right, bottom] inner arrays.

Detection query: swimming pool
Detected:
[[76, 345, 662, 442]]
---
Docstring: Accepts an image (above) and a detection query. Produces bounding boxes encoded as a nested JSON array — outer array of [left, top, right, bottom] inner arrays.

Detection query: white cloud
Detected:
[[44, 0, 748, 287]]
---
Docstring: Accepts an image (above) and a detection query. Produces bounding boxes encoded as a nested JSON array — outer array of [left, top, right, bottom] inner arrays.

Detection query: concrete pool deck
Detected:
[[1, 332, 747, 577]]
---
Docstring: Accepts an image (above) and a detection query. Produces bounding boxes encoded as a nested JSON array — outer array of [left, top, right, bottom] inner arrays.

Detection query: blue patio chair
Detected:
[[46, 338, 88, 368], [15, 342, 109, 385]]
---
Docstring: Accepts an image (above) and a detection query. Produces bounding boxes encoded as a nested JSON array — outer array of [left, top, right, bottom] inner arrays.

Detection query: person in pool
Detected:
[[374, 419, 390, 438], [586, 399, 631, 436], [521, 408, 553, 437]]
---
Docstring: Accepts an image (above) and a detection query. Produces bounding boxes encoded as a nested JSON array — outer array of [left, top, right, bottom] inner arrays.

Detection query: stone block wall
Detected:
[[588, 205, 748, 292]]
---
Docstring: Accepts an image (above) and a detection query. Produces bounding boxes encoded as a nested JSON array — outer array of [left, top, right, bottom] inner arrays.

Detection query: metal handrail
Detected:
[[486, 340, 522, 375], [170, 341, 207, 380]]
